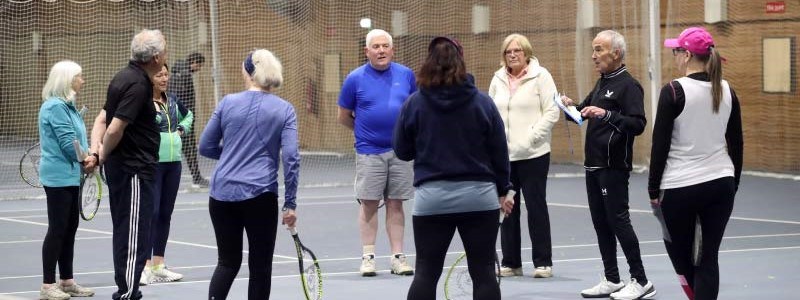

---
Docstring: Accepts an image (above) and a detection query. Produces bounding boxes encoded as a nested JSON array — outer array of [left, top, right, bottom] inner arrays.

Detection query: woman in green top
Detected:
[[140, 64, 193, 285]]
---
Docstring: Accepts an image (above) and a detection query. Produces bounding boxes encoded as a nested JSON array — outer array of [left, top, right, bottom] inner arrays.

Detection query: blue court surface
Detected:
[[1, 164, 798, 299]]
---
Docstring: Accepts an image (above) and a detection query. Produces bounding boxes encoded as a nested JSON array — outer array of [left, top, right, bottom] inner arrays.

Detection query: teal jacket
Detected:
[[38, 97, 89, 187], [156, 92, 193, 162]]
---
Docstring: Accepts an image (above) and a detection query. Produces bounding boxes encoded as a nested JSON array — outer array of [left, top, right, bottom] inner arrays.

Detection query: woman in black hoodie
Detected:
[[393, 36, 514, 300]]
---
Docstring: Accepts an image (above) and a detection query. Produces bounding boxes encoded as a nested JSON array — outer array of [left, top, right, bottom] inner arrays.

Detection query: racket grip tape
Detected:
[[288, 226, 298, 235]]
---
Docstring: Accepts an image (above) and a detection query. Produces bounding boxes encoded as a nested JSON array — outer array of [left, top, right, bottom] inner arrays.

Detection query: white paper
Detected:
[[553, 93, 583, 125]]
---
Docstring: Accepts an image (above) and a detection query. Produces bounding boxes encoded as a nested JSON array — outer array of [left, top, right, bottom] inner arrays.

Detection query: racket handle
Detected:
[[500, 190, 516, 222], [288, 226, 298, 235]]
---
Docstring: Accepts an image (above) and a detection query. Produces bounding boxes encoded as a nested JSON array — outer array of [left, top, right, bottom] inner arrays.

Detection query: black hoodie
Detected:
[[392, 77, 511, 196]]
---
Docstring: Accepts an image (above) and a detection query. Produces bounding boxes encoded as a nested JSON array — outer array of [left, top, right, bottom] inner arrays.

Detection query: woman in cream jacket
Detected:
[[488, 33, 560, 278]]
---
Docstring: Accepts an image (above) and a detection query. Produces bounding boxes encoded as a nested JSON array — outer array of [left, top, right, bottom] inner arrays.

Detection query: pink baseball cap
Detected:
[[664, 27, 715, 56]]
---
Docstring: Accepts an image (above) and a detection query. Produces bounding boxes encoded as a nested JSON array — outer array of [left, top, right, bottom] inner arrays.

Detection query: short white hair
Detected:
[[597, 30, 627, 60], [130, 29, 166, 63], [250, 49, 283, 90], [365, 29, 393, 48], [41, 60, 82, 101]]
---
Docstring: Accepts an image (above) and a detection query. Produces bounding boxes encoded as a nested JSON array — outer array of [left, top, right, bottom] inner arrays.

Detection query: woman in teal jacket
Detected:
[[140, 64, 193, 285], [38, 60, 96, 299]]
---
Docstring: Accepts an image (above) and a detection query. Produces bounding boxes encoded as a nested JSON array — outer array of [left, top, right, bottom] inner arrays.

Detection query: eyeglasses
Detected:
[[504, 48, 524, 56], [671, 48, 687, 56]]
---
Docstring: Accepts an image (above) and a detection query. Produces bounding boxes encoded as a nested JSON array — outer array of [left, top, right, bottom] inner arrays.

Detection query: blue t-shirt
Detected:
[[338, 62, 416, 154]]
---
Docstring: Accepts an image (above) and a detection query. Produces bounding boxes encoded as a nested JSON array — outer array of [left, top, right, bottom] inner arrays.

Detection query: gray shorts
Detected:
[[355, 150, 414, 201]]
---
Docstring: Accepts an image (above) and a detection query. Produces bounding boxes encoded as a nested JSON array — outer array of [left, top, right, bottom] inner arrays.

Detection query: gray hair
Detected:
[[250, 49, 283, 90], [130, 29, 166, 63], [365, 29, 393, 48], [41, 60, 82, 101], [596, 30, 626, 60]]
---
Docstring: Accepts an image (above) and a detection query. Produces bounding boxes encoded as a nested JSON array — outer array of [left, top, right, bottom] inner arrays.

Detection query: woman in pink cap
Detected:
[[649, 27, 743, 300]]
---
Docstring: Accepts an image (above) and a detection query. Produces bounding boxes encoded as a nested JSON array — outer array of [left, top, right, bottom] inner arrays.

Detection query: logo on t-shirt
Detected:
[[604, 90, 614, 98]]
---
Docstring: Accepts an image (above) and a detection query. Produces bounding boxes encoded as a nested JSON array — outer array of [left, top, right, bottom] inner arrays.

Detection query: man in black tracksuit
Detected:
[[563, 30, 655, 300]]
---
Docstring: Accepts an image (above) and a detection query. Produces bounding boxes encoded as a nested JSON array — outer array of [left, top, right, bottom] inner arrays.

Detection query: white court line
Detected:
[[1, 232, 798, 281], [6, 199, 800, 226], [548, 202, 800, 225], [0, 217, 296, 260], [0, 194, 357, 214], [0, 236, 109, 245], [2, 245, 800, 296]]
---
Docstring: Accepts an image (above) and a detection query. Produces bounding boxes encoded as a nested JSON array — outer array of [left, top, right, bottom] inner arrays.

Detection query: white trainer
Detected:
[[533, 266, 553, 278], [360, 254, 377, 277], [498, 266, 523, 277], [390, 253, 414, 275], [580, 276, 625, 298], [610, 278, 657, 300], [151, 264, 184, 282], [139, 267, 152, 286]]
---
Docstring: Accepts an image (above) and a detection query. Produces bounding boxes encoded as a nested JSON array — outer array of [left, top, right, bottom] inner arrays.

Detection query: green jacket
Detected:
[[155, 92, 193, 162]]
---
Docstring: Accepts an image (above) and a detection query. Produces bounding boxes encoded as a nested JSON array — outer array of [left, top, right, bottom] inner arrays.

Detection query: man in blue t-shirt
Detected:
[[337, 29, 416, 277]]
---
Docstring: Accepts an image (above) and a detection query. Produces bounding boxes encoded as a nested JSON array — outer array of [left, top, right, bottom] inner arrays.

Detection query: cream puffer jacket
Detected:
[[488, 57, 560, 162]]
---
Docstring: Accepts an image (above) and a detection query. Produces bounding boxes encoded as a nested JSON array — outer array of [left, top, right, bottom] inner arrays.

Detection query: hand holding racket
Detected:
[[73, 140, 103, 221], [444, 191, 513, 299], [288, 226, 323, 300]]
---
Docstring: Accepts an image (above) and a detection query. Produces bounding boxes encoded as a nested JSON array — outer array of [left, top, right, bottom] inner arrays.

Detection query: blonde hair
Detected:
[[250, 49, 283, 90], [500, 33, 534, 67], [41, 60, 82, 101]]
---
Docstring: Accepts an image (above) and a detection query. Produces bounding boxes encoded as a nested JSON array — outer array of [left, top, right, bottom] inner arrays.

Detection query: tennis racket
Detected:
[[444, 190, 513, 300], [74, 140, 102, 221], [19, 142, 42, 188], [289, 227, 323, 300], [20, 106, 90, 188]]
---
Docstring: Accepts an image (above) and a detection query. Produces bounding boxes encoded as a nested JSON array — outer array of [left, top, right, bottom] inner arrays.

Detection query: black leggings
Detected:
[[149, 162, 182, 258], [660, 177, 735, 300], [208, 192, 278, 300], [42, 186, 80, 284], [407, 210, 501, 300]]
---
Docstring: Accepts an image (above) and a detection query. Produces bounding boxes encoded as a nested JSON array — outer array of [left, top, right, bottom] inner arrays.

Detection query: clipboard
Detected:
[[553, 93, 583, 125]]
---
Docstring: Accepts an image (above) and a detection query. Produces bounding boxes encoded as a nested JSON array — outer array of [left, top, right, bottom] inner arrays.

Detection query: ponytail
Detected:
[[707, 46, 723, 113]]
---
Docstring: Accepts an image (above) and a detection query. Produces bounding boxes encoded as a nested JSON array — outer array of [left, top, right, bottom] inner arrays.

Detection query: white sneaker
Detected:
[[390, 253, 414, 275], [139, 267, 152, 286], [610, 278, 657, 300], [360, 254, 376, 277], [39, 285, 70, 300], [151, 264, 183, 282], [533, 266, 553, 278], [60, 282, 94, 297], [580, 277, 625, 298], [498, 266, 523, 277]]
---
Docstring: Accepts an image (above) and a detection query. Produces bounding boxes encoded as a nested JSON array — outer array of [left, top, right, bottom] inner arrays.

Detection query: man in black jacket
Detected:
[[562, 30, 656, 300], [168, 52, 207, 187]]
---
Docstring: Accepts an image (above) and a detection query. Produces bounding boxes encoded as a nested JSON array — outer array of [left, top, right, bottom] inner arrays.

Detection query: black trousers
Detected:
[[106, 160, 154, 300], [407, 210, 501, 300], [182, 124, 203, 182], [42, 186, 80, 284], [500, 153, 553, 268], [586, 168, 647, 283], [208, 192, 278, 300], [660, 177, 735, 300]]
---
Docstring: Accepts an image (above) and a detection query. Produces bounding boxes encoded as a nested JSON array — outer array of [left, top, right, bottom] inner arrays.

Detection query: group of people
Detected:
[[34, 25, 741, 300], [37, 30, 205, 300]]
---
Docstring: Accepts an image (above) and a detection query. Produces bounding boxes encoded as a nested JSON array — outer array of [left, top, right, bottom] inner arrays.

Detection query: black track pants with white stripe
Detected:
[[106, 161, 154, 300]]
